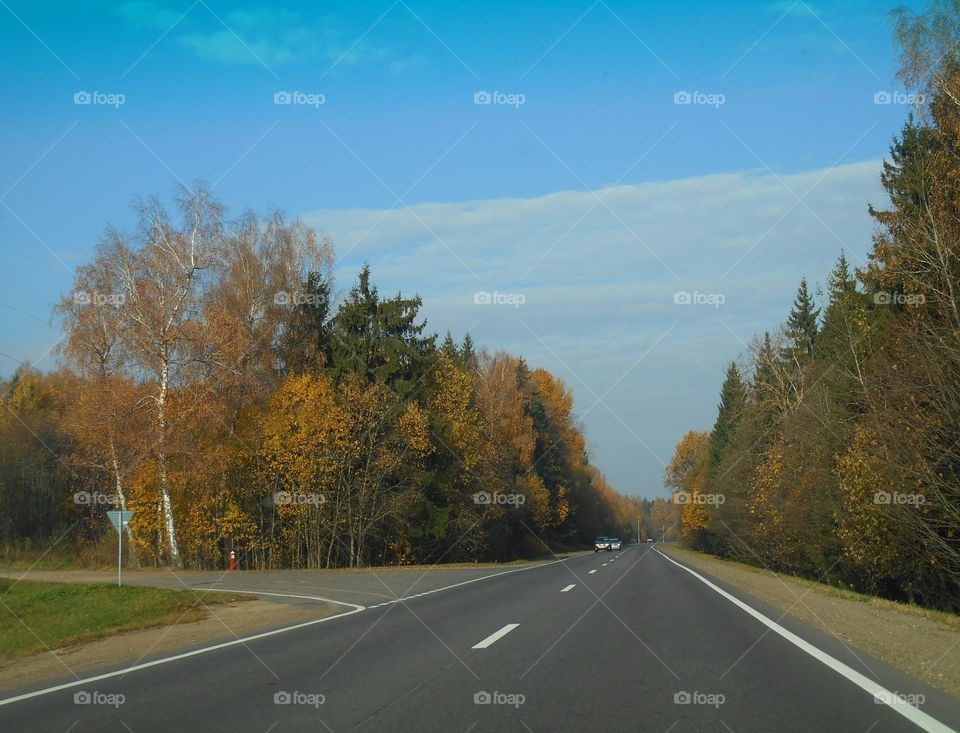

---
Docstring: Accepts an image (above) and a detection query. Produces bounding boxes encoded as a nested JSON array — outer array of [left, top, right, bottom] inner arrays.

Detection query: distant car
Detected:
[[646, 538, 655, 543], [609, 538, 622, 551], [594, 536, 610, 552]]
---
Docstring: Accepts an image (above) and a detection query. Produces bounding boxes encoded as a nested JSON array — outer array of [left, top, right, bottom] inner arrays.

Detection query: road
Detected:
[[2, 545, 959, 732]]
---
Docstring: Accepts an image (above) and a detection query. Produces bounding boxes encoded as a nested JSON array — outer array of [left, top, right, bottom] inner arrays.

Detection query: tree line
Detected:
[[666, 4, 960, 611], [0, 190, 639, 569]]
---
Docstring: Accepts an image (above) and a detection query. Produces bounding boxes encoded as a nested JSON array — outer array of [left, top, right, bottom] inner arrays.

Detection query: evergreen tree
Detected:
[[785, 276, 820, 361], [460, 332, 478, 371], [706, 362, 745, 483], [753, 332, 775, 399], [278, 270, 332, 374], [440, 331, 458, 360], [329, 264, 436, 395]]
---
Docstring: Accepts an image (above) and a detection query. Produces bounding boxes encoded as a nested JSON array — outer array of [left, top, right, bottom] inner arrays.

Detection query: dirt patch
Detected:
[[662, 545, 960, 699], [0, 598, 338, 692]]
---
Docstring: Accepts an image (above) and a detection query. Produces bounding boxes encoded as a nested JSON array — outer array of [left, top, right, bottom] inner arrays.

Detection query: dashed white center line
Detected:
[[472, 623, 519, 649], [588, 569, 598, 574], [561, 584, 576, 592]]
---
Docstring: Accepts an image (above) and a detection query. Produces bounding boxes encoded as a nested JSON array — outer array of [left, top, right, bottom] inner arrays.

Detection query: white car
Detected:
[[594, 536, 611, 552], [609, 538, 622, 551]]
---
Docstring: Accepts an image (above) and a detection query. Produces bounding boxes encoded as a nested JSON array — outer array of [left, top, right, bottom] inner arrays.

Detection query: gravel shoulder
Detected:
[[661, 544, 960, 699]]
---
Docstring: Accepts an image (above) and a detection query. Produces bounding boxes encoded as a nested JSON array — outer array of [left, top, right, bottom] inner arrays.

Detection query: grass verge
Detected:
[[664, 544, 960, 632], [0, 578, 252, 661]]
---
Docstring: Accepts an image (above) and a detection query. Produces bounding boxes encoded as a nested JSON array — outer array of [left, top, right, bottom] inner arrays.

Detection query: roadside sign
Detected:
[[106, 510, 134, 587], [107, 510, 133, 532]]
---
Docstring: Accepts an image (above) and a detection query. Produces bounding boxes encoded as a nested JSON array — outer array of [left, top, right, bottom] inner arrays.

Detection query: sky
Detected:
[[0, 0, 925, 498]]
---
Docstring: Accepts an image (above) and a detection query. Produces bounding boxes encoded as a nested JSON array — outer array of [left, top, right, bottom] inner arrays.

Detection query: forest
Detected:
[[666, 6, 960, 611], [0, 194, 638, 570]]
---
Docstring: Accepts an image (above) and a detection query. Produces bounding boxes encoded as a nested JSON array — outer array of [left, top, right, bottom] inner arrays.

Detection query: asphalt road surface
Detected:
[[3, 545, 959, 732]]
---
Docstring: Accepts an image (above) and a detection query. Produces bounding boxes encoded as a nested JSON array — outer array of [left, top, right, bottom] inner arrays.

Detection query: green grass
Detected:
[[664, 544, 960, 632], [0, 579, 252, 661]]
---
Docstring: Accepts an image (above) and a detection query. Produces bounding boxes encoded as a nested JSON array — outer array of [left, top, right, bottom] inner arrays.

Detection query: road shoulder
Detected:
[[0, 597, 337, 692], [660, 544, 960, 700]]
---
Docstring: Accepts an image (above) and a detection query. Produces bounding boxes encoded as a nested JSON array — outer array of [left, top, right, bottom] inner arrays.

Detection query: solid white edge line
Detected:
[[472, 623, 519, 649], [561, 584, 576, 592], [0, 553, 590, 707], [653, 548, 956, 733], [0, 596, 365, 708]]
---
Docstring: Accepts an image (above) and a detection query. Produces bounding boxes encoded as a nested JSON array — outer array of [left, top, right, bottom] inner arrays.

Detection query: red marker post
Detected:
[[229, 550, 236, 571]]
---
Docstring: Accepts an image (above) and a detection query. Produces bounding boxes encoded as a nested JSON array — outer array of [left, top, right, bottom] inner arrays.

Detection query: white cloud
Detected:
[[118, 3, 416, 71], [302, 159, 886, 498]]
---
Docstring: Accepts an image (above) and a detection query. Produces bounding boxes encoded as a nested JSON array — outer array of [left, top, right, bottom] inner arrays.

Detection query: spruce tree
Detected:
[[460, 332, 477, 371], [785, 276, 820, 360], [278, 270, 332, 374], [329, 264, 436, 394], [707, 362, 745, 483]]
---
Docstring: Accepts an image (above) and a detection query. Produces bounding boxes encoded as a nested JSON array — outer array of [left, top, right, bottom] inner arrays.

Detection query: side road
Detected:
[[661, 544, 960, 699]]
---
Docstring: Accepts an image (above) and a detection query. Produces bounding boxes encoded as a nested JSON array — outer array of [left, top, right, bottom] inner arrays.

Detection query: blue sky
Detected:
[[1, 0, 924, 498]]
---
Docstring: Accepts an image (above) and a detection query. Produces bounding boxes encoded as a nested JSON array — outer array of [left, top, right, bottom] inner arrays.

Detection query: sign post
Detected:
[[107, 510, 134, 587]]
